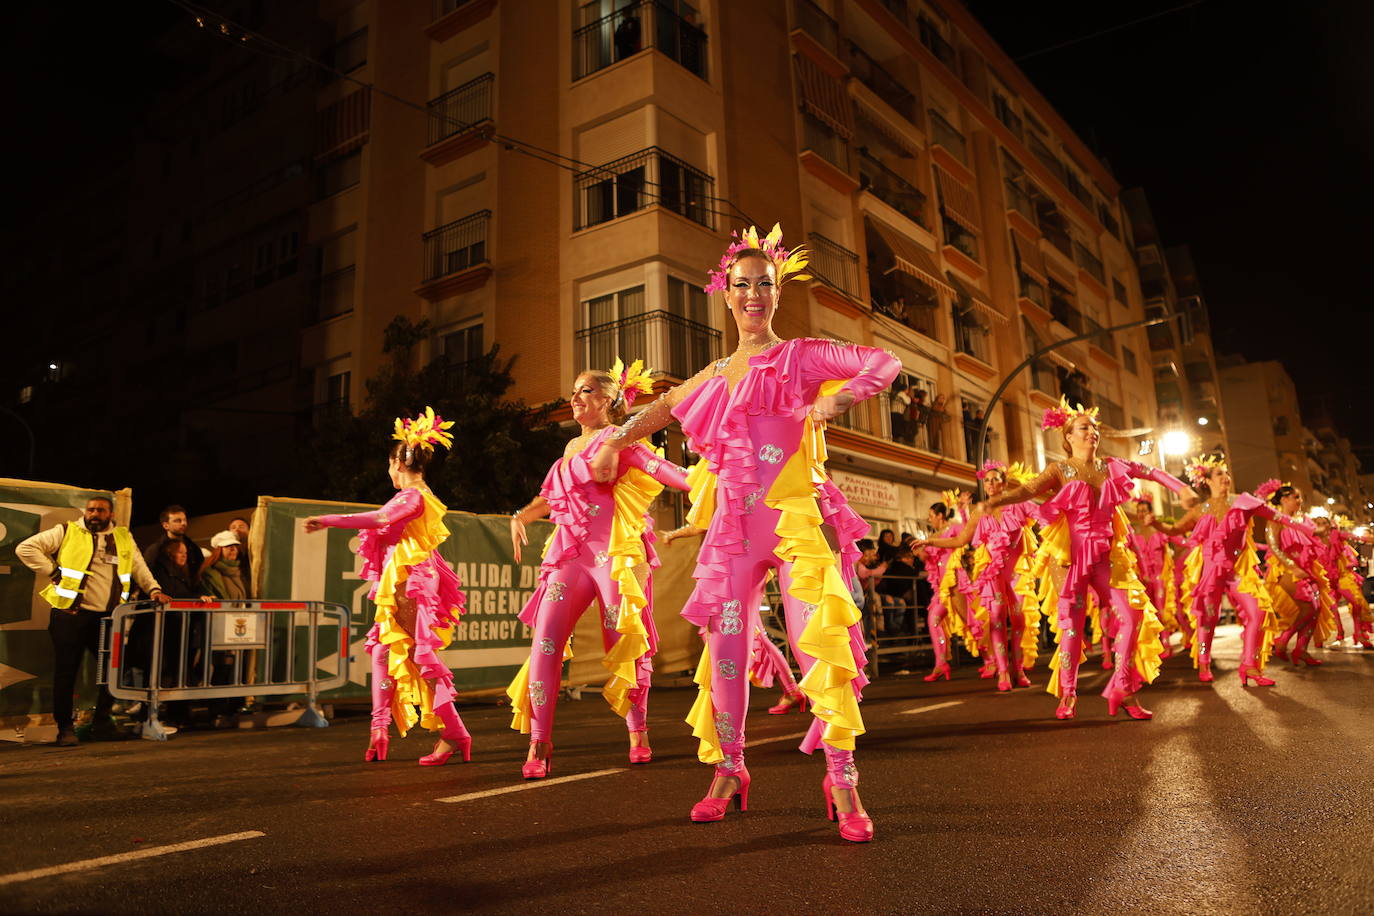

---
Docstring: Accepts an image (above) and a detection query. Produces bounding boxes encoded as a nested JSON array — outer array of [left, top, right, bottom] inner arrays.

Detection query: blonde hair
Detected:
[[577, 370, 628, 425]]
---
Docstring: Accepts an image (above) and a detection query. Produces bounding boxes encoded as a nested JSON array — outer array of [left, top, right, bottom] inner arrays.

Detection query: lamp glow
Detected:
[[1161, 430, 1191, 456], [1197, 417, 1209, 426]]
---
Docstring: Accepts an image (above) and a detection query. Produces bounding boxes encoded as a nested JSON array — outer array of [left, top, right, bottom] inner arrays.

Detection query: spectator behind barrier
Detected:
[[876, 547, 918, 636], [142, 504, 204, 585], [228, 516, 252, 596]]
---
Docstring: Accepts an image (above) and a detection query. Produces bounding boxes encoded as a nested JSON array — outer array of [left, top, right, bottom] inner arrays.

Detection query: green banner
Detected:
[[256, 496, 553, 697], [1, 480, 125, 724]]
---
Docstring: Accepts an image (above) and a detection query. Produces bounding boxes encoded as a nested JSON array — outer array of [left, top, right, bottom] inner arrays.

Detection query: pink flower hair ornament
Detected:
[[703, 223, 811, 295], [1254, 478, 1287, 501], [1041, 395, 1099, 431], [609, 357, 655, 408], [1185, 454, 1227, 488], [976, 459, 1007, 480], [392, 406, 455, 454]]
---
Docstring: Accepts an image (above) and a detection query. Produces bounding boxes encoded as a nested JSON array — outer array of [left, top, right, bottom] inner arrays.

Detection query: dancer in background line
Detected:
[[1259, 482, 1334, 668], [990, 399, 1195, 719], [304, 408, 469, 765], [916, 492, 980, 682], [507, 360, 690, 777], [590, 224, 900, 842], [1128, 497, 1174, 656], [1315, 514, 1374, 648]]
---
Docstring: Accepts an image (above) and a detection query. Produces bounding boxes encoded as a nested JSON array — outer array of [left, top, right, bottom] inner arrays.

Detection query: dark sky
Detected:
[[969, 0, 1373, 461]]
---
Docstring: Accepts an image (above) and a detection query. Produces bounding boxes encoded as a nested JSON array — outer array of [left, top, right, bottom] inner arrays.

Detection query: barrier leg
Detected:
[[293, 612, 329, 728], [142, 608, 170, 741]]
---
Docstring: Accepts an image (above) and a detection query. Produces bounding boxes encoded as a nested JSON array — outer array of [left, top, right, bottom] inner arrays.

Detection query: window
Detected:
[[580, 285, 646, 371], [573, 0, 708, 81], [991, 92, 1022, 139], [1122, 346, 1138, 375], [667, 276, 707, 325], [575, 148, 713, 230], [314, 229, 356, 321], [941, 216, 978, 262], [315, 149, 361, 200], [886, 369, 947, 453], [1112, 277, 1127, 303]]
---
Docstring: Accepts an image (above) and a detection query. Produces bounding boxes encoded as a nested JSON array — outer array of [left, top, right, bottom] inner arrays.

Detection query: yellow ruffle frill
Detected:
[[375, 488, 458, 737], [686, 643, 724, 763], [937, 546, 977, 653], [504, 639, 574, 734], [599, 460, 664, 716], [1265, 554, 1334, 646], [1013, 525, 1042, 669]]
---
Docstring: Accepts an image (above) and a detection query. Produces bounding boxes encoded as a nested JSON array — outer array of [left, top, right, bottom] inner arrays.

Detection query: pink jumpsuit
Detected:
[[1269, 518, 1330, 659], [1321, 531, 1371, 645], [923, 521, 966, 669], [1187, 494, 1278, 673], [1130, 529, 1169, 626], [510, 427, 689, 743], [675, 338, 899, 787], [314, 488, 469, 739], [969, 504, 1037, 680]]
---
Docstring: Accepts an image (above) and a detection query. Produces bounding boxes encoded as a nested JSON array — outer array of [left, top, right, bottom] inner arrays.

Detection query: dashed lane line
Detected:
[[435, 768, 623, 803], [0, 831, 266, 887], [897, 700, 964, 716], [745, 730, 811, 748]]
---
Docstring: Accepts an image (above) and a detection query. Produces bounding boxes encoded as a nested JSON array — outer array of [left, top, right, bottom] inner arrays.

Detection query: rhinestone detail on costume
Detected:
[[759, 444, 784, 464], [646, 458, 661, 474], [595, 550, 609, 567], [547, 582, 567, 601], [603, 604, 620, 630], [714, 711, 736, 745], [718, 659, 738, 680], [719, 599, 744, 635], [530, 680, 547, 707], [539, 638, 555, 655], [587, 504, 601, 517]]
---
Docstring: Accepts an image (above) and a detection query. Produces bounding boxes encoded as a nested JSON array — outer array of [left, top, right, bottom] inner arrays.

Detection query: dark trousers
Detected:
[[49, 608, 114, 730]]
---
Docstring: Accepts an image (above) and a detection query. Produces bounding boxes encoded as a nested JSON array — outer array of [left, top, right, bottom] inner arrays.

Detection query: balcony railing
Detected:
[[574, 146, 714, 231], [801, 112, 849, 172], [992, 94, 1023, 140], [953, 305, 989, 362], [942, 217, 978, 262], [793, 0, 839, 56], [313, 265, 355, 323], [871, 271, 939, 340], [1049, 295, 1083, 333], [422, 210, 491, 283], [848, 42, 918, 123], [928, 110, 966, 163], [808, 233, 861, 300], [1018, 273, 1047, 308], [573, 0, 707, 81], [1029, 357, 1057, 397], [576, 309, 721, 381], [1004, 178, 1036, 225], [323, 28, 367, 75], [433, 0, 479, 17], [859, 149, 927, 228], [1085, 316, 1116, 356], [917, 16, 956, 70], [1098, 396, 1125, 430], [1074, 241, 1105, 284], [427, 73, 494, 146], [1041, 215, 1072, 258]]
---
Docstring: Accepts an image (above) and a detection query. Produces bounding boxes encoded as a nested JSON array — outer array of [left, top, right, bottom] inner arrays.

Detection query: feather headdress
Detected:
[[1185, 454, 1227, 488], [1041, 395, 1100, 431], [609, 357, 655, 408], [393, 406, 455, 454], [976, 459, 1007, 481], [704, 223, 810, 295], [1254, 478, 1286, 501]]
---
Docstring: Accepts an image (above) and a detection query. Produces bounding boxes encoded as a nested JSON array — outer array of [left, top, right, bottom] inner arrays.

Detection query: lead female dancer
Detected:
[[590, 224, 900, 842], [507, 360, 690, 777], [1154, 460, 1297, 685], [1261, 482, 1334, 667], [987, 400, 1194, 719], [923, 463, 1040, 692], [304, 408, 470, 765]]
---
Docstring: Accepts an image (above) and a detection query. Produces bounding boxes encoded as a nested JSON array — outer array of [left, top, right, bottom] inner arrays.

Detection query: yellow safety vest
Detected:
[[40, 523, 137, 610]]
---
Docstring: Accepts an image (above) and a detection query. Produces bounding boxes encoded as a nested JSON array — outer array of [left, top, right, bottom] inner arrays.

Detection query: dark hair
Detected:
[[929, 502, 950, 521], [389, 440, 435, 476], [86, 495, 114, 510], [160, 504, 186, 523], [230, 516, 249, 525], [896, 547, 914, 560], [577, 369, 629, 425], [161, 539, 189, 562], [879, 529, 895, 542], [857, 538, 876, 551], [1268, 484, 1298, 506], [899, 532, 914, 543]]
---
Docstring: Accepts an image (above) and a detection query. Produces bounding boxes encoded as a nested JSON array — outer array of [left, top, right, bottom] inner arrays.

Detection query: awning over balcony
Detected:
[[794, 53, 853, 139], [868, 219, 953, 296], [934, 164, 980, 234], [1010, 227, 1048, 284], [946, 272, 1007, 323], [315, 89, 372, 160]]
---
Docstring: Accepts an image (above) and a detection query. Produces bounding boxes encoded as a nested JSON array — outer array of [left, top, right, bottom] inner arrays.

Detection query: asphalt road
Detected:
[[4, 625, 1373, 916]]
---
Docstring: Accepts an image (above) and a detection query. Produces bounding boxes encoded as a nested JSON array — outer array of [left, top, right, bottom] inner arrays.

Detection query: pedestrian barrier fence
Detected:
[[100, 599, 351, 741]]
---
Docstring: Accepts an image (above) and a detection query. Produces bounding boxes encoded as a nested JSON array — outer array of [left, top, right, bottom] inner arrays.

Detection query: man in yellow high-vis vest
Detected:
[[16, 495, 168, 746]]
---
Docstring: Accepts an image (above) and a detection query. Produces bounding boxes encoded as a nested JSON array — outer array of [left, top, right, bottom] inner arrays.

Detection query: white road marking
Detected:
[[435, 768, 622, 803], [897, 700, 964, 716], [745, 730, 810, 748], [0, 831, 265, 887]]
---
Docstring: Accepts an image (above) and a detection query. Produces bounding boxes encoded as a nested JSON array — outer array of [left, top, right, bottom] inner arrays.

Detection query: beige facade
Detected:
[[1216, 359, 1311, 495], [305, 0, 1169, 533]]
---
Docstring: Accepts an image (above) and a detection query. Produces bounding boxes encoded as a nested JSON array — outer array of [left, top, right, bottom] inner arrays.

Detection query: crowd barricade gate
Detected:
[[99, 599, 351, 741]]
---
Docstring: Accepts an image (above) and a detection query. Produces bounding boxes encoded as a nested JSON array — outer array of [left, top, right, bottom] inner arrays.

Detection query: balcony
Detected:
[[1098, 396, 1126, 430], [574, 147, 714, 231], [576, 309, 721, 381], [953, 303, 989, 363], [1085, 316, 1116, 357], [1004, 178, 1036, 226], [928, 110, 967, 164], [573, 0, 707, 81], [420, 210, 491, 296], [917, 16, 956, 71], [1074, 241, 1105, 285], [793, 0, 839, 57], [312, 266, 355, 323], [1049, 294, 1083, 334], [992, 94, 1023, 140], [801, 111, 850, 173], [941, 217, 978, 263], [426, 73, 494, 146], [847, 43, 918, 124], [858, 149, 927, 228], [808, 233, 861, 300], [323, 28, 367, 76], [870, 270, 939, 340]]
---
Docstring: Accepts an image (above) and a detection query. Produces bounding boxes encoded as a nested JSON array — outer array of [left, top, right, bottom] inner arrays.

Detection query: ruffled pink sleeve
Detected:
[[315, 489, 425, 530], [619, 443, 692, 492], [799, 339, 902, 403]]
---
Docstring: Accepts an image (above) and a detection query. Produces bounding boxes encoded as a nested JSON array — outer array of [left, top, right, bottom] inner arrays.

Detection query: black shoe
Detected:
[[88, 716, 127, 741], [54, 728, 79, 747]]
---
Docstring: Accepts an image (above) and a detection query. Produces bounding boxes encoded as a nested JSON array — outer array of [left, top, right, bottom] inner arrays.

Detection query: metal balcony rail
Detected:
[[433, 0, 479, 18], [927, 109, 967, 163], [953, 304, 989, 362], [807, 232, 861, 300], [1050, 295, 1083, 333], [576, 309, 721, 381], [993, 95, 1024, 140], [1004, 177, 1036, 224], [848, 42, 917, 122], [575, 146, 715, 230], [103, 599, 351, 741], [427, 73, 494, 145], [801, 111, 850, 172], [917, 16, 957, 70], [1085, 316, 1116, 356], [1098, 396, 1126, 430], [794, 0, 839, 55], [573, 0, 708, 81], [422, 209, 491, 283], [1074, 241, 1106, 284], [871, 271, 939, 340], [313, 265, 355, 322], [859, 149, 928, 228]]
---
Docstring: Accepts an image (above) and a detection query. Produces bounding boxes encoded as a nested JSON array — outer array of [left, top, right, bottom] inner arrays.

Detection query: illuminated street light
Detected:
[[1327, 497, 1336, 505], [48, 363, 57, 370], [1161, 430, 1192, 456], [1197, 417, 1209, 426]]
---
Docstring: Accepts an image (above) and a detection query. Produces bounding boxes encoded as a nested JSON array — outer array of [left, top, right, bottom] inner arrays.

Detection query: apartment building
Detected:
[[304, 0, 1169, 535], [1215, 358, 1312, 495]]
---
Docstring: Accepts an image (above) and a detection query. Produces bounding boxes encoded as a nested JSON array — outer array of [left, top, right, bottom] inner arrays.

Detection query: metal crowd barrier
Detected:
[[99, 599, 351, 741]]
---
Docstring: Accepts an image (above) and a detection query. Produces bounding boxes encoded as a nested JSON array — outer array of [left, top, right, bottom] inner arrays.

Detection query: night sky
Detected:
[[4, 1, 1369, 485]]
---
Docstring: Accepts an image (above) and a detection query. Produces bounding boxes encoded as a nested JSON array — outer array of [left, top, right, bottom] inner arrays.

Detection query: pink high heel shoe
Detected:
[[1198, 663, 1214, 683], [1106, 688, 1153, 720], [690, 767, 750, 822], [1014, 668, 1031, 688], [1239, 666, 1276, 687], [996, 674, 1012, 692], [419, 733, 472, 766], [1055, 699, 1076, 720], [1272, 645, 1290, 662], [822, 775, 874, 843], [364, 727, 389, 762], [1294, 652, 1324, 667], [768, 690, 808, 715], [923, 663, 951, 682], [522, 740, 553, 779], [628, 731, 652, 764], [978, 662, 996, 679]]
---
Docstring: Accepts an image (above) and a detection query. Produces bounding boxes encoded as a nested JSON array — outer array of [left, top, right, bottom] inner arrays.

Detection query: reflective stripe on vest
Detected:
[[40, 522, 139, 609]]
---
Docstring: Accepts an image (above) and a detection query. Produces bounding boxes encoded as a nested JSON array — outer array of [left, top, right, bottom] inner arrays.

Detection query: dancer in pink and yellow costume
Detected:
[[990, 400, 1194, 719], [589, 225, 900, 842], [917, 491, 982, 682], [1128, 497, 1175, 655], [924, 464, 1040, 693], [1154, 460, 1297, 686], [507, 361, 690, 777], [304, 408, 470, 766], [1260, 482, 1336, 668], [1315, 514, 1374, 648]]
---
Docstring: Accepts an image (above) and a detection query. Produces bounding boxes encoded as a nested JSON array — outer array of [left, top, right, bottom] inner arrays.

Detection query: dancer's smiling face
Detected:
[[570, 372, 613, 428], [1279, 487, 1303, 515], [1063, 415, 1100, 454], [1208, 466, 1232, 495], [983, 470, 1007, 496], [725, 253, 778, 337]]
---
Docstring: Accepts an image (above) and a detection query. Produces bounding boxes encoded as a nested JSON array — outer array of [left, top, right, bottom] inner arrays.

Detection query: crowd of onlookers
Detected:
[[854, 529, 934, 653]]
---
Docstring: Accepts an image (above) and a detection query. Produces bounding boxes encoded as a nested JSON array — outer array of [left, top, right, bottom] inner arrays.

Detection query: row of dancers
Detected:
[[301, 224, 1370, 845]]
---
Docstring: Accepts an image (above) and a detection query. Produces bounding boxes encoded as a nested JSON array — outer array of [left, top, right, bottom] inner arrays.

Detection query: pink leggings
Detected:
[[926, 596, 951, 668], [523, 560, 651, 742], [982, 568, 1025, 678], [1273, 596, 1319, 658], [1056, 555, 1146, 698], [1193, 572, 1268, 669], [369, 647, 469, 739], [706, 556, 858, 787]]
